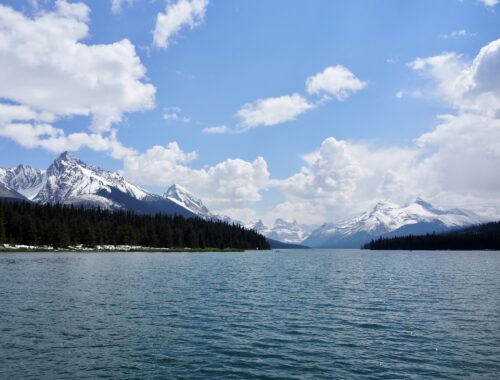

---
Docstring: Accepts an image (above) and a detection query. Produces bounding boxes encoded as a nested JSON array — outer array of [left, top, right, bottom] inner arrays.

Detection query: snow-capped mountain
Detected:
[[164, 184, 212, 219], [0, 165, 46, 200], [0, 152, 195, 217], [163, 183, 240, 224], [33, 152, 147, 206], [303, 198, 485, 248], [247, 218, 314, 244]]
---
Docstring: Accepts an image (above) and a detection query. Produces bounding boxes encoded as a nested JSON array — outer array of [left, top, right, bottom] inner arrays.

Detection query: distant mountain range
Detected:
[[0, 152, 487, 249], [245, 219, 315, 244], [303, 199, 485, 248]]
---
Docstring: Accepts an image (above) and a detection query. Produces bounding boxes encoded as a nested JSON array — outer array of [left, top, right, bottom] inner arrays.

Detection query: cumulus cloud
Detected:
[[274, 137, 417, 224], [410, 39, 500, 117], [236, 94, 314, 129], [0, 1, 155, 133], [306, 65, 367, 100], [122, 142, 270, 215], [0, 1, 155, 160], [153, 0, 209, 49]]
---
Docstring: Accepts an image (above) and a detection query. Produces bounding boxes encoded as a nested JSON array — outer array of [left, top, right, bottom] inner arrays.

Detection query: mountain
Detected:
[[0, 152, 195, 218], [247, 218, 314, 244], [0, 182, 27, 201], [164, 184, 213, 219], [303, 198, 485, 248], [33, 152, 148, 205], [0, 165, 46, 200], [164, 183, 243, 225]]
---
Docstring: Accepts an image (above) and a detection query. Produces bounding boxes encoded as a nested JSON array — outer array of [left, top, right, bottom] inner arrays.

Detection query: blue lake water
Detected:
[[0, 249, 499, 379]]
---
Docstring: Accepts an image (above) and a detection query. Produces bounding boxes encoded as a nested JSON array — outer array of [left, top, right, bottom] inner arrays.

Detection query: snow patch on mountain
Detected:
[[304, 198, 485, 247], [0, 165, 46, 200]]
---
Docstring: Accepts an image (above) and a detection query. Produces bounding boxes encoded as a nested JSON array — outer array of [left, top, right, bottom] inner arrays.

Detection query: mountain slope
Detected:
[[164, 184, 213, 219], [0, 183, 27, 201], [266, 238, 310, 249], [0, 165, 46, 200], [304, 199, 485, 248]]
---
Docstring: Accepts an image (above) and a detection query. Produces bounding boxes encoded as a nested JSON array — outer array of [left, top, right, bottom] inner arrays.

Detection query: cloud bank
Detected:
[[0, 0, 154, 159]]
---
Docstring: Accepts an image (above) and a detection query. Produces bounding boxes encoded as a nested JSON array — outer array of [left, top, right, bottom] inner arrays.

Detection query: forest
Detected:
[[363, 221, 500, 251], [0, 200, 270, 250]]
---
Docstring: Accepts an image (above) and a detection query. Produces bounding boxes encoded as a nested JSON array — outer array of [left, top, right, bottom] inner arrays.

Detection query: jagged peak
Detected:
[[166, 183, 191, 196], [55, 151, 80, 164], [15, 163, 35, 171]]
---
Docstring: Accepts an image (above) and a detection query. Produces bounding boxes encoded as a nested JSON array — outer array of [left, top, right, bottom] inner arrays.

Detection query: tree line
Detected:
[[363, 221, 500, 251], [0, 200, 270, 250]]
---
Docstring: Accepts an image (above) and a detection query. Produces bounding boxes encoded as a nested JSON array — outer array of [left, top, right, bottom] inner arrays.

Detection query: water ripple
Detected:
[[0, 250, 499, 379]]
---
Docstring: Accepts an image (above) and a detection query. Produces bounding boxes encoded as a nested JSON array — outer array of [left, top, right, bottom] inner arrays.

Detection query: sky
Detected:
[[0, 0, 499, 225]]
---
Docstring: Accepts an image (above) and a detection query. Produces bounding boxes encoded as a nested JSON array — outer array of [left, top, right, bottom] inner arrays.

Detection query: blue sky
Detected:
[[0, 0, 499, 224]]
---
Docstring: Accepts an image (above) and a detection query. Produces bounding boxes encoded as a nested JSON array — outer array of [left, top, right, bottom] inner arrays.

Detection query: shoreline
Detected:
[[0, 245, 249, 253]]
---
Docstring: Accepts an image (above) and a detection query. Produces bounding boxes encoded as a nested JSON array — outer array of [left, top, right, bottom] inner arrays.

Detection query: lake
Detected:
[[1, 249, 499, 379]]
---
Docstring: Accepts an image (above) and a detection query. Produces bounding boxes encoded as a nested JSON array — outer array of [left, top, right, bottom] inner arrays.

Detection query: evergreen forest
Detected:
[[363, 222, 500, 251], [0, 200, 270, 250]]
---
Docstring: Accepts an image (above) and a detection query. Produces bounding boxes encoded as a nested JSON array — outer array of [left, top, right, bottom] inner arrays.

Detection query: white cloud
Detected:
[[122, 142, 270, 212], [153, 0, 209, 49], [409, 39, 500, 117], [236, 94, 314, 129], [479, 0, 498, 7], [306, 65, 366, 100], [440, 29, 476, 39], [163, 107, 191, 123], [394, 89, 423, 99], [203, 125, 230, 134], [0, 123, 136, 160], [229, 64, 364, 131], [0, 1, 155, 133], [0, 104, 54, 124], [0, 1, 155, 161], [111, 0, 135, 14]]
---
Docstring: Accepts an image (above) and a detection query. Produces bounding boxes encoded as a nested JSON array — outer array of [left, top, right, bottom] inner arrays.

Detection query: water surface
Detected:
[[1, 249, 499, 379]]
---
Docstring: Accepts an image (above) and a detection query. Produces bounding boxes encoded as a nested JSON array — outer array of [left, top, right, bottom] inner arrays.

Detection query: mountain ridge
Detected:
[[303, 198, 485, 248], [0, 152, 195, 218]]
